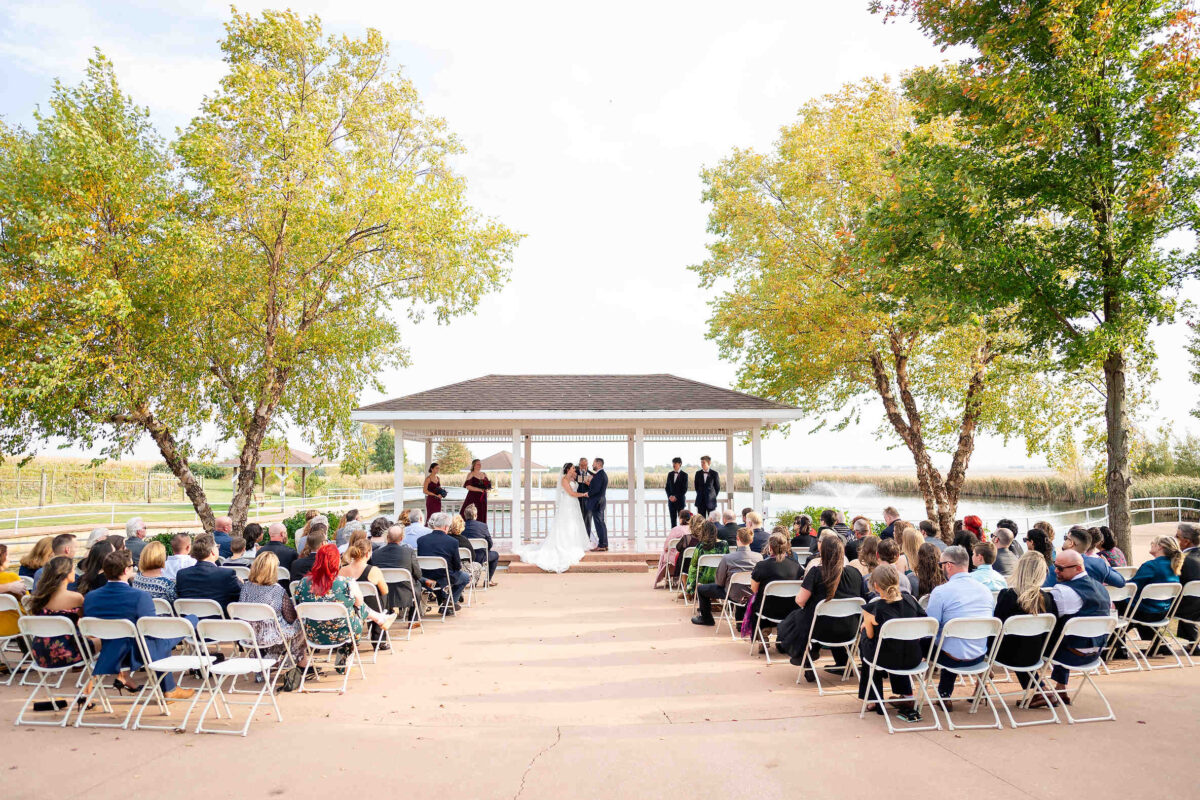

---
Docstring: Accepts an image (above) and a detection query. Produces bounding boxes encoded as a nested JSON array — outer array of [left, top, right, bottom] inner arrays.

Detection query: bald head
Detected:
[[1053, 548, 1085, 580], [268, 522, 286, 542], [387, 525, 405, 544], [215, 516, 233, 533]]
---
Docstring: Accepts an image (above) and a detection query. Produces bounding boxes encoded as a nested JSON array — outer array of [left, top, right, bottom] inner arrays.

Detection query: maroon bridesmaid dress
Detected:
[[425, 476, 442, 516], [462, 476, 489, 523]]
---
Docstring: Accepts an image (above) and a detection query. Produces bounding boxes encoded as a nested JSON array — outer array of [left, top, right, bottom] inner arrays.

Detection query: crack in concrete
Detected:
[[513, 725, 561, 800]]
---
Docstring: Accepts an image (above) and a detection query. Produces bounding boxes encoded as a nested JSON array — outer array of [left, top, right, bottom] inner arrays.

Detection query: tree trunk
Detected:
[[136, 410, 217, 533], [228, 414, 272, 536], [1104, 348, 1133, 556]]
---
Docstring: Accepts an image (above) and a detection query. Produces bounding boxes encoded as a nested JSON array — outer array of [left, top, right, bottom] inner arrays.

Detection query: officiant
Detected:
[[576, 457, 593, 537]]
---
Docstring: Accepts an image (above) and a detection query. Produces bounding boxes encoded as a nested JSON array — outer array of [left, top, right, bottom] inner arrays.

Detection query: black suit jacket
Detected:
[[261, 541, 298, 571], [587, 469, 608, 511], [463, 519, 494, 551], [370, 542, 423, 611], [664, 470, 688, 504], [175, 560, 241, 610], [750, 528, 769, 553], [1179, 548, 1200, 620], [694, 470, 720, 510], [717, 522, 740, 547], [417, 531, 462, 583]]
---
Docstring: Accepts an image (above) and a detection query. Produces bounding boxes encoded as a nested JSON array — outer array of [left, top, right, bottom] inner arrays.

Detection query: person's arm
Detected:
[[925, 588, 946, 635], [0, 580, 24, 597], [796, 586, 813, 607], [370, 567, 388, 597], [281, 593, 298, 623], [861, 608, 878, 639], [715, 557, 729, 588], [1129, 562, 1153, 588], [713, 472, 720, 496], [423, 477, 433, 497], [1102, 560, 1126, 587]]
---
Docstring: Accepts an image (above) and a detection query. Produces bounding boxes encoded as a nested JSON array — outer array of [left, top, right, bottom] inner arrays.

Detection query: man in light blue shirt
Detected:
[[402, 509, 432, 549], [969, 542, 1008, 591], [927, 545, 995, 704]]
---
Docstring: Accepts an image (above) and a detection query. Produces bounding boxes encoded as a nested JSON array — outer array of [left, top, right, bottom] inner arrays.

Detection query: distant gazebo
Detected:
[[220, 446, 326, 499], [473, 450, 550, 497], [352, 374, 802, 549]]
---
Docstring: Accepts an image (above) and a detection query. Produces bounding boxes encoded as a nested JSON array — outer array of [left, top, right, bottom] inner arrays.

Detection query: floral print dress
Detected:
[[30, 608, 83, 669], [294, 576, 365, 646]]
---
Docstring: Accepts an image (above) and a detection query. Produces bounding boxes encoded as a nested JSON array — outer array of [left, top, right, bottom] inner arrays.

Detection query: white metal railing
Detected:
[[1003, 496, 1200, 537]]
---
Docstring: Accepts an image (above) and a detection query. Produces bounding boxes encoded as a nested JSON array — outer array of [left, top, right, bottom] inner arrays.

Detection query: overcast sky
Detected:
[[3, 0, 1197, 472]]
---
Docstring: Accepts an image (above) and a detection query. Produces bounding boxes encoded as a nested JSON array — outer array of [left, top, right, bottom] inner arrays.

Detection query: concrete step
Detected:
[[506, 561, 650, 574], [502, 552, 658, 566]]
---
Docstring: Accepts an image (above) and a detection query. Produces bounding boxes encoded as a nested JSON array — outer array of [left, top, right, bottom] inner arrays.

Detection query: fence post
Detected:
[[39, 471, 47, 507], [102, 479, 107, 501], [111, 504, 115, 524], [144, 472, 151, 504], [13, 507, 19, 535]]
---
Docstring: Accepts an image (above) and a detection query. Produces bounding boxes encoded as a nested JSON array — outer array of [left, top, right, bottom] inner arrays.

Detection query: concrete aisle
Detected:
[[1, 571, 1197, 800]]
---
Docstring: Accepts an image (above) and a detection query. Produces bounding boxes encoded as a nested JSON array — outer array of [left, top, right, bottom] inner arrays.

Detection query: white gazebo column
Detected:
[[627, 434, 635, 537], [511, 428, 523, 547], [751, 425, 764, 514], [424, 439, 433, 472], [725, 433, 735, 510], [392, 425, 405, 515], [634, 427, 646, 551], [523, 435, 532, 536]]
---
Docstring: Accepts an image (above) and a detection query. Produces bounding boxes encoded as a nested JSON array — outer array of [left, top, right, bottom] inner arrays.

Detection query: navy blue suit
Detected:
[[464, 519, 500, 579], [587, 468, 608, 549], [175, 560, 241, 610], [213, 531, 234, 559], [417, 531, 469, 604], [82, 581, 191, 691]]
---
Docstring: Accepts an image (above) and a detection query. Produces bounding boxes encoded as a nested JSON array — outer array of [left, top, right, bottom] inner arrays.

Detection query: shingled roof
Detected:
[[356, 374, 795, 413]]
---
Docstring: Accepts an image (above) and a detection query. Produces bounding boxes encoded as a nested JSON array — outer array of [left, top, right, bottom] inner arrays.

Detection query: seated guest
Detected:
[[260, 522, 298, 573], [337, 521, 366, 554], [367, 516, 389, 550], [341, 529, 369, 565], [996, 519, 1024, 556], [1023, 528, 1056, 586], [691, 526, 762, 626], [991, 527, 1019, 576], [1096, 525, 1127, 568], [914, 542, 947, 598], [672, 514, 703, 585], [162, 533, 196, 580], [926, 545, 994, 707], [920, 520, 947, 552], [25, 556, 88, 685], [370, 525, 434, 620], [952, 529, 977, 569], [402, 509, 432, 549], [654, 509, 693, 587], [82, 551, 194, 699], [124, 517, 149, 564], [340, 540, 394, 650], [241, 523, 263, 558], [741, 507, 753, 527], [131, 541, 176, 603], [1033, 550, 1111, 707], [817, 509, 839, 538], [803, 531, 847, 575], [877, 538, 918, 595], [993, 551, 1056, 690], [1061, 527, 1124, 587], [833, 511, 852, 540], [290, 526, 330, 580], [295, 545, 395, 670], [962, 515, 985, 540], [1175, 523, 1200, 653], [746, 511, 768, 553], [85, 527, 111, 551], [779, 535, 867, 676], [685, 519, 730, 595], [898, 528, 923, 576], [462, 505, 500, 586], [745, 533, 802, 649], [18, 536, 54, 579], [447, 514, 484, 588], [76, 540, 116, 595], [880, 507, 900, 540], [717, 509, 740, 548], [212, 516, 236, 559], [1127, 536, 1183, 654], [417, 512, 470, 610], [175, 534, 241, 611], [858, 564, 927, 721], [222, 536, 255, 568], [850, 535, 879, 578], [33, 534, 80, 588], [791, 515, 817, 552], [0, 545, 23, 642], [240, 551, 307, 671], [335, 508, 361, 547], [969, 542, 1008, 591]]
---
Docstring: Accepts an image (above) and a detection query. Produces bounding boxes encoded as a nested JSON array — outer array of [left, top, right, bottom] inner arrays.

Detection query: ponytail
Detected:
[[1155, 536, 1183, 575], [870, 564, 902, 603]]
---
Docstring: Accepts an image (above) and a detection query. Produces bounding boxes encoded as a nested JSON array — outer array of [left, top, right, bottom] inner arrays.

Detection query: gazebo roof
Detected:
[[352, 374, 801, 442], [475, 451, 548, 471], [218, 446, 323, 469]]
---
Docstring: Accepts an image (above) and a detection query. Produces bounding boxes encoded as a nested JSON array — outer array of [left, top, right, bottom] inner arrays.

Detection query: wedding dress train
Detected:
[[514, 480, 590, 573]]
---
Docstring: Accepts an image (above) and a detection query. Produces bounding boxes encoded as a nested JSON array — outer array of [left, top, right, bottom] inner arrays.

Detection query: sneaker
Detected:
[[897, 707, 922, 723]]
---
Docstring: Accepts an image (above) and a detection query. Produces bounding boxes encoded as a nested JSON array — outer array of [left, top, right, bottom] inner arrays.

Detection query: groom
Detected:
[[586, 457, 608, 551]]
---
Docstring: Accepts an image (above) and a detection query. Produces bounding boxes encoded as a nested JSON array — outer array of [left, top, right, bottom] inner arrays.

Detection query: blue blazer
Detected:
[[175, 560, 242, 610], [82, 581, 160, 676], [1083, 553, 1126, 587], [416, 531, 462, 583], [586, 469, 608, 512], [213, 531, 234, 559], [463, 519, 494, 550]]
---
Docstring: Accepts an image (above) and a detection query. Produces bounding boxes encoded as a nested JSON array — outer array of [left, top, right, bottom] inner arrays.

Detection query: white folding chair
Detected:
[[661, 537, 682, 591], [195, 619, 282, 736], [678, 547, 697, 604], [796, 597, 864, 695], [749, 579, 803, 664], [378, 567, 422, 639], [75, 617, 147, 729], [221, 565, 251, 581], [226, 601, 298, 681], [691, 553, 725, 613], [927, 617, 1003, 731], [1171, 580, 1200, 666], [289, 581, 302, 600], [1101, 584, 1141, 673], [1114, 565, 1136, 579], [416, 556, 454, 621], [859, 616, 941, 734], [1046, 615, 1118, 724], [277, 566, 291, 584], [0, 594, 31, 685], [458, 547, 479, 607], [14, 615, 87, 726], [356, 581, 393, 663], [467, 538, 490, 591], [152, 597, 175, 616], [174, 597, 225, 620], [20, 575, 36, 591], [132, 615, 214, 731], [719, 572, 753, 640], [984, 613, 1060, 728], [1124, 582, 1185, 670], [295, 601, 365, 694]]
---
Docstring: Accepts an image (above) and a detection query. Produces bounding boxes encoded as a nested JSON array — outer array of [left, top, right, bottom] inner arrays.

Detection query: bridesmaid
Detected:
[[423, 463, 443, 517], [462, 459, 491, 524]]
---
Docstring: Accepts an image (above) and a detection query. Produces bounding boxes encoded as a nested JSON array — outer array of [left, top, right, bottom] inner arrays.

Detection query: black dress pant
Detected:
[[696, 583, 726, 623]]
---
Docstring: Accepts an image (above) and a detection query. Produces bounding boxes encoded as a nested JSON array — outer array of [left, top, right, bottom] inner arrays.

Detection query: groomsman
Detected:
[[694, 455, 720, 518], [576, 457, 593, 536], [664, 457, 688, 528]]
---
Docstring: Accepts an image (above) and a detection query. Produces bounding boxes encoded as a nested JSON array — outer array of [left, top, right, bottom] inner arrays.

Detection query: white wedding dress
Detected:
[[515, 479, 591, 573]]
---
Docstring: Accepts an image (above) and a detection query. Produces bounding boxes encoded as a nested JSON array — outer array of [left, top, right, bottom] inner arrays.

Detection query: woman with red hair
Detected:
[[962, 515, 984, 541], [295, 544, 395, 668]]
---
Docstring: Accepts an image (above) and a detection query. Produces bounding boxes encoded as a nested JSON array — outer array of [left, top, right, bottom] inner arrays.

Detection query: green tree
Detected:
[[371, 426, 395, 473], [433, 437, 472, 474], [0, 54, 220, 529], [872, 0, 1200, 554], [692, 78, 1084, 537], [175, 10, 519, 532]]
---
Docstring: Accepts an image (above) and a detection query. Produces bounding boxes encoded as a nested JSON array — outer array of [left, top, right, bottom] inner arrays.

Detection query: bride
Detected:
[[515, 463, 592, 573]]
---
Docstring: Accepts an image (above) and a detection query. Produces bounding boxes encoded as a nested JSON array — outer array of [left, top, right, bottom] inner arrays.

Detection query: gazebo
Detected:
[[220, 446, 325, 500], [351, 374, 803, 550]]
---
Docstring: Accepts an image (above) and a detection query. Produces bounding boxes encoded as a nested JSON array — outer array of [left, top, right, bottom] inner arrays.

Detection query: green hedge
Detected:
[[145, 509, 341, 552]]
